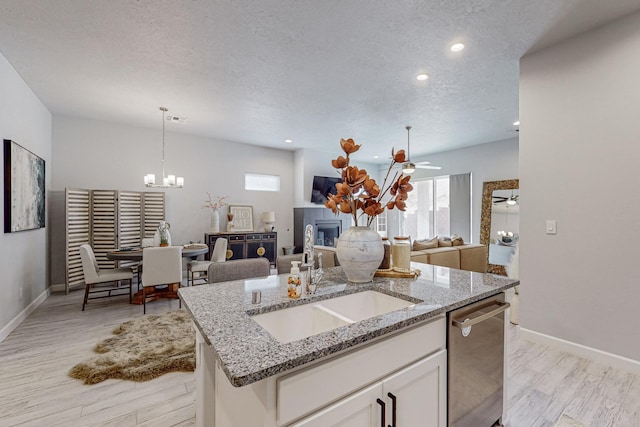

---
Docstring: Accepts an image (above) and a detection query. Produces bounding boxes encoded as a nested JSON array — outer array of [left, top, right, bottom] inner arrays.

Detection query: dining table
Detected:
[[105, 245, 209, 261], [106, 244, 209, 304]]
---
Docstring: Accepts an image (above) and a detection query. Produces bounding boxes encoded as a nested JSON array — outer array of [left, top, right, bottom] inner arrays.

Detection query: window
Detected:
[[244, 173, 280, 192], [401, 176, 450, 239], [376, 211, 387, 237]]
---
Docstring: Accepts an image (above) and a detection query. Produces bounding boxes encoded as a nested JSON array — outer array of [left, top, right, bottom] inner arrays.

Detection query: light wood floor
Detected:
[[1, 289, 639, 426], [0, 289, 193, 427]]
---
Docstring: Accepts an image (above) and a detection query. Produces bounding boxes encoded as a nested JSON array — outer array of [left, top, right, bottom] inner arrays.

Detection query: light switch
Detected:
[[546, 220, 557, 234]]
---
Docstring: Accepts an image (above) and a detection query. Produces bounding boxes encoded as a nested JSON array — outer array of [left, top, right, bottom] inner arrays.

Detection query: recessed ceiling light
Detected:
[[373, 155, 380, 159], [284, 139, 293, 143], [416, 73, 429, 81], [513, 120, 520, 126], [450, 43, 465, 52]]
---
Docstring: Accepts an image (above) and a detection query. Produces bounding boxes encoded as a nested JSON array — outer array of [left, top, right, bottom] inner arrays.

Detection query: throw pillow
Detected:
[[451, 234, 464, 246], [413, 237, 438, 251], [438, 237, 453, 247]]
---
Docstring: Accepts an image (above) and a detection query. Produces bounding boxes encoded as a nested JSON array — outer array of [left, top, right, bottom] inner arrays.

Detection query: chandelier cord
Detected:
[[406, 125, 412, 161], [161, 107, 166, 181]]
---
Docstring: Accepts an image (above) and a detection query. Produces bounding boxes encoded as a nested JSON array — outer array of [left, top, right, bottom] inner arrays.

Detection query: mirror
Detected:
[[480, 179, 519, 275]]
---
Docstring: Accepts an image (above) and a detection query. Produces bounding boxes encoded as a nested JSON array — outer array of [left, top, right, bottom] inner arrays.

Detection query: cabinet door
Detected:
[[227, 242, 245, 260], [247, 241, 276, 264], [290, 382, 382, 427], [382, 350, 447, 427]]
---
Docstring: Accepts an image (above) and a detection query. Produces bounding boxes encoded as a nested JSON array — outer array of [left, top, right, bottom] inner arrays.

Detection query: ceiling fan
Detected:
[[493, 191, 519, 205], [401, 126, 442, 174]]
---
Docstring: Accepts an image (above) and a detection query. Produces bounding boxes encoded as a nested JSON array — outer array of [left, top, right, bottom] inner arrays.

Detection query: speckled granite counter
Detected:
[[178, 263, 518, 387]]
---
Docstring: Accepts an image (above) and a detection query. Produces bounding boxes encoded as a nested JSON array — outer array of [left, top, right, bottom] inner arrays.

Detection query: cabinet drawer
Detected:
[[246, 233, 262, 240], [262, 233, 276, 240], [228, 234, 246, 242], [277, 316, 445, 425]]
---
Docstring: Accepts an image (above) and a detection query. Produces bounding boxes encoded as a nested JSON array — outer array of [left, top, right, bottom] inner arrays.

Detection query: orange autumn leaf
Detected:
[[340, 138, 361, 155], [393, 149, 406, 163], [331, 156, 348, 169]]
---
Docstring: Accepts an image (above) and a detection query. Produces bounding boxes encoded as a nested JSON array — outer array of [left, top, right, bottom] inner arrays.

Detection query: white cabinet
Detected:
[[291, 350, 447, 427], [195, 317, 446, 427], [381, 350, 447, 427], [291, 383, 382, 427]]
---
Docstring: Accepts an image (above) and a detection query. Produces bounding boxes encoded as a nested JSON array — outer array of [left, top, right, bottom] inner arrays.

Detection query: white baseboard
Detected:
[[0, 287, 51, 343], [519, 327, 640, 376], [51, 283, 66, 293]]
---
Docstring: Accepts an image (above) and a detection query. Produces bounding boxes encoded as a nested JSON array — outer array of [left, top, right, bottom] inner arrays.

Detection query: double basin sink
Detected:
[[251, 290, 417, 343]]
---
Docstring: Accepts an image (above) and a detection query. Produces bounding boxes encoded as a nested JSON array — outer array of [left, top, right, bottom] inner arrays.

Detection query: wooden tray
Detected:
[[374, 268, 420, 278]]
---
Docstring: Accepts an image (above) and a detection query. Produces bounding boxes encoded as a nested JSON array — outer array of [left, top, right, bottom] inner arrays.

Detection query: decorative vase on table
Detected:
[[210, 210, 220, 233], [336, 226, 384, 283], [324, 136, 414, 282], [153, 221, 172, 247]]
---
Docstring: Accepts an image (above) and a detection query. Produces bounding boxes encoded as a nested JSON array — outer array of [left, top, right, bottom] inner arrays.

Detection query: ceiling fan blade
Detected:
[[415, 164, 442, 170]]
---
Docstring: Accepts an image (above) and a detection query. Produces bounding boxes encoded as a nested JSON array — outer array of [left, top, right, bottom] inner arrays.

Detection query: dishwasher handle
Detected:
[[452, 300, 510, 329]]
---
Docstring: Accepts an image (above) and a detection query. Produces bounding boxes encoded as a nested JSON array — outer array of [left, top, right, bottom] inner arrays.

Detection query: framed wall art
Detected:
[[4, 139, 46, 233], [229, 205, 254, 232]]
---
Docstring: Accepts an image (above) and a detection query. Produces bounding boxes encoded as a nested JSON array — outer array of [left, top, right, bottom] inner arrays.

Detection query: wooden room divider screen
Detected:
[[60, 188, 165, 294]]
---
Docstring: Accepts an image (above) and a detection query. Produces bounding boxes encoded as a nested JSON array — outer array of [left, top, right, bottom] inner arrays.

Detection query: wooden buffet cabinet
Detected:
[[204, 232, 277, 267]]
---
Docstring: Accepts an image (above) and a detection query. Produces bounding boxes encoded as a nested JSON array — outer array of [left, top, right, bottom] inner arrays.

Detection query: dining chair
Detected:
[[187, 238, 228, 286], [79, 244, 133, 311], [208, 257, 270, 284], [277, 253, 304, 275], [141, 246, 183, 314]]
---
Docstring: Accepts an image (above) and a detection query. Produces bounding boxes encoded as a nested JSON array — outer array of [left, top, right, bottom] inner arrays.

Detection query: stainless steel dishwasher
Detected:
[[448, 293, 510, 427]]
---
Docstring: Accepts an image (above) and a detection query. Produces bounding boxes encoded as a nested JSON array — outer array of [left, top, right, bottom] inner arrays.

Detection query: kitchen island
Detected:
[[179, 263, 518, 427]]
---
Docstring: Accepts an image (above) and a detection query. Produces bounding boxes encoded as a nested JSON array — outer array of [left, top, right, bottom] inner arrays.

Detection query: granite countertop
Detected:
[[178, 263, 518, 387]]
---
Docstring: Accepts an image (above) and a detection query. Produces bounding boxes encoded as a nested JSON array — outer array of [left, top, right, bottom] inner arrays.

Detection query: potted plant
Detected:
[[325, 138, 413, 282]]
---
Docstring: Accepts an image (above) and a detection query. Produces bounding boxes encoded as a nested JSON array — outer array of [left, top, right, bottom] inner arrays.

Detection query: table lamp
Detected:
[[262, 211, 276, 232]]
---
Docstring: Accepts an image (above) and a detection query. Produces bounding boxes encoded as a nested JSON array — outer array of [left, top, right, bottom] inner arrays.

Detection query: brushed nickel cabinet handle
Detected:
[[452, 301, 510, 329]]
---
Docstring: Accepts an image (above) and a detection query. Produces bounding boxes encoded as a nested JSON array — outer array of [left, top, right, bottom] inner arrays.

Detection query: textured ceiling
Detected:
[[0, 0, 639, 162]]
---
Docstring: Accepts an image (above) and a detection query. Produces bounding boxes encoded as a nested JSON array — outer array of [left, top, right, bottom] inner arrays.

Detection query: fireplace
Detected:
[[315, 220, 341, 247], [293, 208, 350, 253]]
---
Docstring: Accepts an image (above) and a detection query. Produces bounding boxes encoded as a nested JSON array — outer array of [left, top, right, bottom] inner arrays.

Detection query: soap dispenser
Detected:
[[287, 261, 302, 299]]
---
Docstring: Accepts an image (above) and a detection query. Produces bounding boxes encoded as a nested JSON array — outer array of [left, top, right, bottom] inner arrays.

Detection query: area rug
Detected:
[[69, 310, 195, 384], [554, 414, 588, 427]]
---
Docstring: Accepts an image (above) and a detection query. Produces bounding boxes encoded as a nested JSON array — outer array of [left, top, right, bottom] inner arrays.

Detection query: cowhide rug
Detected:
[[69, 310, 195, 384]]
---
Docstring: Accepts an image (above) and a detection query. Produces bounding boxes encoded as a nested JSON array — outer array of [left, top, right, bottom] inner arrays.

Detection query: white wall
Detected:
[[385, 138, 519, 243], [52, 116, 295, 251], [0, 53, 52, 336], [520, 11, 640, 360], [294, 146, 380, 210]]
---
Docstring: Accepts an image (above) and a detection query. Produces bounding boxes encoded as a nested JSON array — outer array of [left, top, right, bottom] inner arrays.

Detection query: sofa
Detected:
[[409, 238, 487, 273], [277, 244, 487, 273], [207, 257, 271, 283], [277, 247, 339, 274]]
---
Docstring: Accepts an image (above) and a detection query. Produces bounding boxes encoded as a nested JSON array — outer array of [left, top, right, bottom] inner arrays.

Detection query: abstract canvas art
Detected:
[[4, 139, 46, 233]]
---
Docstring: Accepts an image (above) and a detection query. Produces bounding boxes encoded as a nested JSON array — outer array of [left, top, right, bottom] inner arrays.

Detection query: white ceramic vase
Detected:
[[336, 226, 384, 283], [210, 210, 220, 233]]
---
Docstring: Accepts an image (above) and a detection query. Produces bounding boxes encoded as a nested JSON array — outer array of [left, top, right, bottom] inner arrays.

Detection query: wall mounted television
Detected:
[[310, 175, 341, 204]]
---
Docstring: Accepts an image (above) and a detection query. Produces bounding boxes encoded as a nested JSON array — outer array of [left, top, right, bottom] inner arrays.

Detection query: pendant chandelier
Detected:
[[144, 107, 184, 188]]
